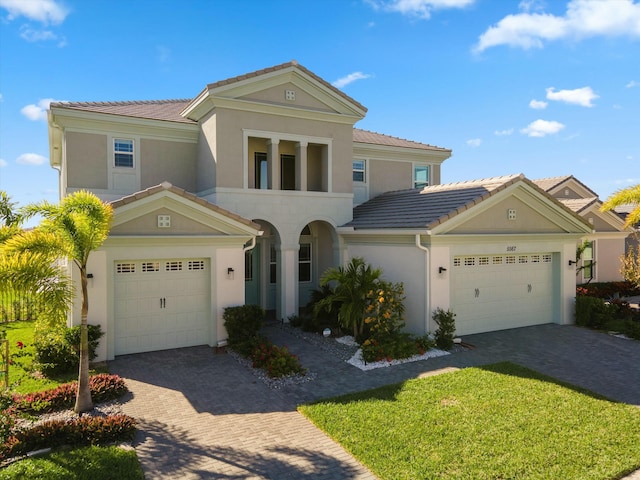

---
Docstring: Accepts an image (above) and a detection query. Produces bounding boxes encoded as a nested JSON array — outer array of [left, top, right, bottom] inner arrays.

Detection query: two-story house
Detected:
[[48, 61, 592, 361]]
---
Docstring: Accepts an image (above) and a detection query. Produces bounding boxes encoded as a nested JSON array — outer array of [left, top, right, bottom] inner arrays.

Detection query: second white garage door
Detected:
[[114, 258, 211, 356], [451, 253, 556, 336]]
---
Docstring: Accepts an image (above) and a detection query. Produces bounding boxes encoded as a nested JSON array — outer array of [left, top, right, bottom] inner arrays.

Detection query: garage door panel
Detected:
[[114, 258, 211, 356], [451, 253, 555, 336]]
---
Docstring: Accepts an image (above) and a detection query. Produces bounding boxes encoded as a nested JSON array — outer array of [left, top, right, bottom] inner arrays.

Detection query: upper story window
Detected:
[[353, 160, 366, 183], [114, 139, 134, 168], [414, 165, 429, 188]]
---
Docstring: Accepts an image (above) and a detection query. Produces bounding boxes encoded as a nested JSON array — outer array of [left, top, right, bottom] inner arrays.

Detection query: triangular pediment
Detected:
[[182, 61, 367, 123], [109, 183, 261, 237], [432, 180, 593, 236]]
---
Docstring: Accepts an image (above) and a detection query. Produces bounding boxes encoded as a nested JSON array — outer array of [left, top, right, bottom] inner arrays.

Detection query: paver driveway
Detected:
[[110, 324, 640, 479]]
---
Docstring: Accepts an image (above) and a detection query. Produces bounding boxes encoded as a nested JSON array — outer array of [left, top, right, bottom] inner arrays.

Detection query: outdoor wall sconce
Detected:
[[439, 267, 447, 274], [568, 260, 577, 266], [227, 267, 235, 280], [87, 274, 94, 279]]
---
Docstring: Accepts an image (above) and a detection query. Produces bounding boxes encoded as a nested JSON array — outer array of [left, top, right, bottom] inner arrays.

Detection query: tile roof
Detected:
[[353, 128, 450, 152], [347, 174, 524, 230], [110, 182, 261, 230], [50, 99, 194, 124], [205, 60, 368, 114], [533, 175, 598, 197], [557, 197, 599, 213]]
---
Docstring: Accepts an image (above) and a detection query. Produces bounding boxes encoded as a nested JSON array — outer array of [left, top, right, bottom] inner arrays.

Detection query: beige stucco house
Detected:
[[533, 176, 632, 284], [48, 61, 594, 360]]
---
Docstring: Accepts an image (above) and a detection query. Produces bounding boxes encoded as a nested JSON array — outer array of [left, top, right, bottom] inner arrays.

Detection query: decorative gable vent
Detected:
[[158, 215, 171, 228], [507, 209, 517, 220], [285, 89, 296, 101]]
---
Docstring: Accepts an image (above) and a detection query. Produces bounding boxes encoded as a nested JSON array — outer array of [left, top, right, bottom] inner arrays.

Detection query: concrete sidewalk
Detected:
[[110, 324, 640, 479]]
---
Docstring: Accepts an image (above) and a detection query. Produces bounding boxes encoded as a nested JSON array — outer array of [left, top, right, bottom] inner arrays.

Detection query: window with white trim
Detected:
[[114, 139, 134, 168], [414, 165, 429, 188], [582, 241, 595, 280], [116, 262, 136, 274], [255, 152, 268, 189], [353, 160, 366, 182], [269, 244, 277, 284]]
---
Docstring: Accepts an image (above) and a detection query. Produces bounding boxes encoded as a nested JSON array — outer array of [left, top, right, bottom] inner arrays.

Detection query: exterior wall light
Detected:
[[227, 267, 235, 279], [568, 260, 577, 266], [439, 267, 447, 273]]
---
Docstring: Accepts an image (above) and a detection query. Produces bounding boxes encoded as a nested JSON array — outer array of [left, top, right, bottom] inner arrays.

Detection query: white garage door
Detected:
[[451, 253, 555, 336], [114, 258, 210, 355]]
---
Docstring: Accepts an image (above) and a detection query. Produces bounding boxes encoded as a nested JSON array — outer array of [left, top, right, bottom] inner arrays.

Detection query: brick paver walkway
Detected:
[[110, 324, 640, 479]]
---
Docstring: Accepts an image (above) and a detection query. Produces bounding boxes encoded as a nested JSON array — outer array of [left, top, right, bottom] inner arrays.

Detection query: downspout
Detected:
[[243, 234, 260, 253], [415, 234, 430, 334]]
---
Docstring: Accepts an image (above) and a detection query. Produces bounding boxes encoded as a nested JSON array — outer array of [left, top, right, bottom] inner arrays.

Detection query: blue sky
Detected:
[[0, 0, 638, 213]]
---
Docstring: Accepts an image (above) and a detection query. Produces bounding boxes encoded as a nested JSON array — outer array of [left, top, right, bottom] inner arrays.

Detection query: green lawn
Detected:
[[0, 445, 144, 480], [1, 321, 107, 394], [299, 362, 640, 480]]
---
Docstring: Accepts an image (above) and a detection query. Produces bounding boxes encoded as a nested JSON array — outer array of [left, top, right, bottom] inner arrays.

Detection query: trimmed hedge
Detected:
[[12, 374, 128, 414], [2, 414, 136, 460], [223, 305, 265, 356]]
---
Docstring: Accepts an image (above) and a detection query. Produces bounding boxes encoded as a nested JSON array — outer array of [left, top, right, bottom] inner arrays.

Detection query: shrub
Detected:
[[250, 341, 306, 378], [223, 305, 265, 356], [2, 414, 136, 460], [35, 324, 104, 375], [306, 285, 342, 333], [415, 334, 435, 354], [624, 318, 640, 340], [574, 296, 616, 329], [361, 332, 419, 363], [0, 411, 15, 446], [576, 281, 640, 299], [433, 308, 456, 350], [13, 374, 128, 414]]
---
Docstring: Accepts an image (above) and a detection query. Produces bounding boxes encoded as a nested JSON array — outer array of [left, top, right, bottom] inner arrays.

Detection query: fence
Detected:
[[0, 287, 44, 323]]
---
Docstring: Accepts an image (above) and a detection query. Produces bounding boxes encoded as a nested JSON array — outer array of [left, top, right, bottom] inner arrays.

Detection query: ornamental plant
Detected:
[[360, 281, 421, 363], [250, 340, 306, 378], [433, 308, 456, 350]]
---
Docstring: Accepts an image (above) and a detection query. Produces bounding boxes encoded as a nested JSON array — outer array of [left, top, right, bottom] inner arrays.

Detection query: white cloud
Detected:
[[366, 0, 475, 19], [466, 138, 482, 147], [332, 72, 373, 88], [474, 0, 640, 52], [626, 80, 640, 88], [20, 98, 62, 121], [494, 128, 514, 136], [520, 119, 565, 137], [529, 99, 548, 109], [0, 158, 7, 168], [546, 86, 598, 107], [16, 153, 47, 166], [0, 0, 69, 25]]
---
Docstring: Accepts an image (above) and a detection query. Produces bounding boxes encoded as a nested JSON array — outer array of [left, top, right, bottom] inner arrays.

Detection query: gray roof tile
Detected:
[[347, 175, 523, 230]]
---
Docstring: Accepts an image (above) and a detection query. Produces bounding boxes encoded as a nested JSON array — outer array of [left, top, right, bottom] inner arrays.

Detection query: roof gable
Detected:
[[110, 182, 261, 236], [181, 61, 367, 123], [558, 198, 630, 232], [533, 175, 598, 199]]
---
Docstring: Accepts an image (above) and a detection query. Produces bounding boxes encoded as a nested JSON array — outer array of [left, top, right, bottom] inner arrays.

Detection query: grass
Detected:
[[299, 362, 640, 480], [0, 445, 144, 480], [1, 321, 107, 394]]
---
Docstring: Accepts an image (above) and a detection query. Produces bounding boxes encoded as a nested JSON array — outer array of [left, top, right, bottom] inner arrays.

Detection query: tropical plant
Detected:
[[315, 258, 382, 337], [6, 191, 112, 413], [0, 191, 20, 227], [432, 308, 456, 350], [600, 183, 640, 229], [620, 245, 640, 290]]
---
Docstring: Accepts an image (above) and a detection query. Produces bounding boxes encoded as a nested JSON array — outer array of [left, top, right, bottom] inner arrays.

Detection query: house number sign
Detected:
[[506, 246, 517, 252]]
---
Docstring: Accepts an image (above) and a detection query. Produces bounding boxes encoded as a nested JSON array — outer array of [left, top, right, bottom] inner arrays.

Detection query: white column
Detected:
[[296, 141, 308, 191], [267, 139, 280, 190]]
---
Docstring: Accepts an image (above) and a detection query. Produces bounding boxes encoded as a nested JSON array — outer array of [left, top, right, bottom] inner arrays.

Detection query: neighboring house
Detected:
[[48, 61, 591, 360], [533, 176, 632, 283]]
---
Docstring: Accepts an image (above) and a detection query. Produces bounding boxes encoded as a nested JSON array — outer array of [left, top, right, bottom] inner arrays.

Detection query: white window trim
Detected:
[[413, 163, 431, 189], [108, 134, 141, 192], [243, 129, 333, 191]]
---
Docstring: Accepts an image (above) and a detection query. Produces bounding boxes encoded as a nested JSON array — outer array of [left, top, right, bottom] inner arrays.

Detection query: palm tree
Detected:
[[600, 184, 640, 229], [13, 191, 113, 413], [315, 257, 382, 338]]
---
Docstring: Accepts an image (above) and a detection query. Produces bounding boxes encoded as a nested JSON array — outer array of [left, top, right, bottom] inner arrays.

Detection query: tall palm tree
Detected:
[[315, 257, 382, 338], [13, 191, 113, 413], [600, 184, 640, 229]]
